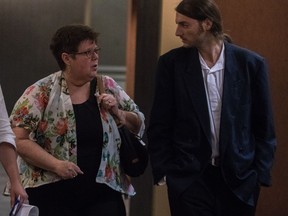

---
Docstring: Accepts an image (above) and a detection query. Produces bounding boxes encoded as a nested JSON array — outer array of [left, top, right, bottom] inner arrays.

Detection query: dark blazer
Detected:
[[147, 42, 276, 206]]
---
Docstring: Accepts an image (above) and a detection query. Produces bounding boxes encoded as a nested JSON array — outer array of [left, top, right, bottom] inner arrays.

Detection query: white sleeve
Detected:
[[0, 85, 16, 147]]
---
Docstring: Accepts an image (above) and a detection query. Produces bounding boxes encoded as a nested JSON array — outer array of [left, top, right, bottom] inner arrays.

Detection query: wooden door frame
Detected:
[[126, 0, 162, 216]]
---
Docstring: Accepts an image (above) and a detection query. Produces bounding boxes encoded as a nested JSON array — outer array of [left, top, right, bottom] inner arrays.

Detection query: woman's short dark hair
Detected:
[[176, 0, 223, 39], [50, 24, 99, 70]]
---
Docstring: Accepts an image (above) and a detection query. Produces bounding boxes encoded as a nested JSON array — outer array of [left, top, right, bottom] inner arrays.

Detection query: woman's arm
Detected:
[[0, 142, 28, 207], [13, 127, 83, 179], [0, 85, 28, 206], [115, 110, 142, 134]]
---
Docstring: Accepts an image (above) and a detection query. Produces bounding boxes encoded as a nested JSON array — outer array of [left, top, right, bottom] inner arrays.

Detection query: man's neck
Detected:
[[198, 39, 223, 68]]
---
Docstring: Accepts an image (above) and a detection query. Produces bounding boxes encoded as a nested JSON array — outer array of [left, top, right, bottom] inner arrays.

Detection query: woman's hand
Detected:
[[54, 160, 84, 179], [98, 93, 141, 133], [99, 93, 117, 111], [9, 181, 29, 207], [98, 93, 125, 122]]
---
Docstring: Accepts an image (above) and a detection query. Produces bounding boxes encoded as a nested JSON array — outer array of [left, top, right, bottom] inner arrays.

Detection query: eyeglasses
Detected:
[[73, 47, 101, 58]]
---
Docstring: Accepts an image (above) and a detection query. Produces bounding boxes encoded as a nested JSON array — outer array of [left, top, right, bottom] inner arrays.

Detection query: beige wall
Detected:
[[160, 0, 182, 55]]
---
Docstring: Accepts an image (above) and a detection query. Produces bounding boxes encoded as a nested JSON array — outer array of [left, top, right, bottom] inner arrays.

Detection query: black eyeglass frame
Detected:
[[72, 47, 101, 58]]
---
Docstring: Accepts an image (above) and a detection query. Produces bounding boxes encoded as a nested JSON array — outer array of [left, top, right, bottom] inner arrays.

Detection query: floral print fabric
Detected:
[[10, 71, 145, 196]]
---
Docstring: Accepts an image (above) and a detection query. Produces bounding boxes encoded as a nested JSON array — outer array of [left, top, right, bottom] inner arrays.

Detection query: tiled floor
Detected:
[[0, 165, 10, 215]]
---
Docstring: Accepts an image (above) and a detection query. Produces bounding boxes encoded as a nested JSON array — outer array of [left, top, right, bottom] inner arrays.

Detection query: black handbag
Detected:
[[96, 75, 148, 177], [118, 125, 148, 177]]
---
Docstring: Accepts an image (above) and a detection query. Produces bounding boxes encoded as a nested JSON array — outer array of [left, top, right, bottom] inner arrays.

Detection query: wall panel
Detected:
[[0, 0, 85, 112]]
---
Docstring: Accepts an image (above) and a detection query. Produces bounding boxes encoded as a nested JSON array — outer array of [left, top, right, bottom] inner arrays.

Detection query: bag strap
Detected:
[[96, 75, 105, 94], [97, 75, 122, 126]]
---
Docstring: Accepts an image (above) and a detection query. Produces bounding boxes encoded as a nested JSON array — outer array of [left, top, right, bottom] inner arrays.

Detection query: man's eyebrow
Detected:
[[177, 21, 188, 25]]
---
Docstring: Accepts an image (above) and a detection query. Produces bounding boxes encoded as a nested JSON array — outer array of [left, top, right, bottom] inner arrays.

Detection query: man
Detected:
[[0, 85, 28, 207], [147, 0, 276, 215]]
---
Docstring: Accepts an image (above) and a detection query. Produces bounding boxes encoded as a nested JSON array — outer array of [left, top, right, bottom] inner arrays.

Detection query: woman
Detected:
[[0, 85, 28, 207], [10, 24, 145, 216]]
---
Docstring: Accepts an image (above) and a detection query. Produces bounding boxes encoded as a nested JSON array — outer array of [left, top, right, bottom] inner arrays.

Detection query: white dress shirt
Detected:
[[199, 44, 225, 159], [0, 85, 16, 147]]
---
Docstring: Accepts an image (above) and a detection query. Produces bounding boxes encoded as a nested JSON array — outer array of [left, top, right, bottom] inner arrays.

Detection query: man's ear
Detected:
[[202, 18, 213, 31]]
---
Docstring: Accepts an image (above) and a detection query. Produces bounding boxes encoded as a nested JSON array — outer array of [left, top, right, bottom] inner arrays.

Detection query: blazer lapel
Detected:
[[222, 44, 242, 114], [182, 49, 211, 142], [220, 43, 244, 152]]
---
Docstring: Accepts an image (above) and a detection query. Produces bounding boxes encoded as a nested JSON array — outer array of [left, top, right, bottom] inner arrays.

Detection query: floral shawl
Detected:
[[10, 71, 145, 196]]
